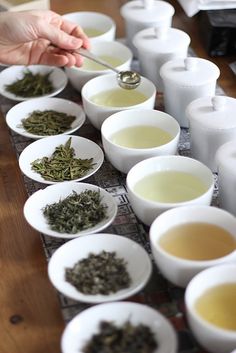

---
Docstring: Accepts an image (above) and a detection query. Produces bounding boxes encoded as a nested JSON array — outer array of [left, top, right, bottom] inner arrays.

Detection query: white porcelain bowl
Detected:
[[126, 155, 214, 225], [150, 205, 236, 288], [48, 233, 152, 303], [62, 11, 116, 42], [61, 301, 178, 353], [6, 97, 85, 139], [0, 65, 68, 101], [101, 109, 180, 174], [185, 264, 236, 353], [24, 182, 117, 239], [81, 74, 156, 130], [65, 40, 132, 91], [19, 135, 104, 184]]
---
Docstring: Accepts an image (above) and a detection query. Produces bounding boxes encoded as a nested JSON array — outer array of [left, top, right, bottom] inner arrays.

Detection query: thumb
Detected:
[[39, 23, 83, 50]]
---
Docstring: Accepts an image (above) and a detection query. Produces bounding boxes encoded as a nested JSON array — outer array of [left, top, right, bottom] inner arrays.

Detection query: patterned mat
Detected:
[[0, 55, 225, 352]]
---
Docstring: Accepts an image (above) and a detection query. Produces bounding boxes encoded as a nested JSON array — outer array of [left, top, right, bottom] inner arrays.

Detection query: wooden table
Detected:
[[0, 1, 235, 353]]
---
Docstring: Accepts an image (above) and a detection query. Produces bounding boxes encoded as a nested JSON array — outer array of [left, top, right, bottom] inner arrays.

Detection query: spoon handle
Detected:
[[76, 48, 120, 74]]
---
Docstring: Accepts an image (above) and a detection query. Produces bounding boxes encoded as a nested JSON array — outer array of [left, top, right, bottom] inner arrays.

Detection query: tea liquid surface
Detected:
[[195, 283, 236, 330], [90, 89, 147, 107], [82, 56, 123, 71], [111, 125, 173, 148], [83, 28, 104, 37], [133, 171, 208, 203], [159, 223, 236, 260]]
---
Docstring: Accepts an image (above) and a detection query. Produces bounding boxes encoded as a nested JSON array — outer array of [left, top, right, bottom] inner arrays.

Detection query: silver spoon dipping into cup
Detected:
[[77, 48, 141, 90]]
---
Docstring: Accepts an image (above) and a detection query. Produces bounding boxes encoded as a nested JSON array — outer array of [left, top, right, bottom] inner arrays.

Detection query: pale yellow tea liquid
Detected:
[[111, 126, 173, 149], [83, 28, 104, 37], [90, 89, 148, 107], [82, 56, 123, 71], [133, 171, 208, 203], [195, 283, 236, 330], [159, 223, 236, 260]]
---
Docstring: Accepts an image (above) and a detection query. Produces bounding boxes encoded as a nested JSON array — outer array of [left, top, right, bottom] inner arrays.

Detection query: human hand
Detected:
[[0, 10, 90, 67]]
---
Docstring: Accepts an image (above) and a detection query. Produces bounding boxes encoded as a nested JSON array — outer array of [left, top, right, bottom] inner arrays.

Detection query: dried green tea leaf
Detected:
[[43, 189, 108, 233], [5, 70, 54, 97], [82, 320, 158, 353], [65, 250, 131, 294], [21, 110, 76, 135], [31, 137, 95, 181]]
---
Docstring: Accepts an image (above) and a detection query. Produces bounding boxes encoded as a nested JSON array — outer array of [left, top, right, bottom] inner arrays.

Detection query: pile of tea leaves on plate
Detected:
[[82, 320, 158, 353], [31, 137, 94, 181], [21, 110, 76, 135], [5, 70, 54, 97], [43, 189, 108, 233], [65, 250, 131, 294]]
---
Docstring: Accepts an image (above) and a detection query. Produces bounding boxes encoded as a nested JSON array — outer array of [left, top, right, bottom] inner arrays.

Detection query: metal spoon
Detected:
[[77, 48, 141, 90]]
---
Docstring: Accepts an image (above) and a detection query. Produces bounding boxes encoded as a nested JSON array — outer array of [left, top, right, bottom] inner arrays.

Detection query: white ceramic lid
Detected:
[[120, 0, 175, 23], [160, 57, 220, 87], [133, 27, 191, 54], [187, 96, 236, 130], [216, 140, 236, 175]]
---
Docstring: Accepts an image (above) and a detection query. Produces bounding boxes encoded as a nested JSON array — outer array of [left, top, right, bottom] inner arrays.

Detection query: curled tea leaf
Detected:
[[43, 189, 108, 233]]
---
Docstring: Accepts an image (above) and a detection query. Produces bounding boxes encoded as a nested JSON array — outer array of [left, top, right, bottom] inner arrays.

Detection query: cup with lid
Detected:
[[215, 139, 236, 216], [120, 0, 175, 56], [160, 57, 220, 127], [186, 96, 236, 172], [133, 26, 190, 91]]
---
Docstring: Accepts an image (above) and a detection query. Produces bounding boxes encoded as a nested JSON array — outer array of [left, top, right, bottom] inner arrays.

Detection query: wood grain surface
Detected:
[[0, 1, 235, 353]]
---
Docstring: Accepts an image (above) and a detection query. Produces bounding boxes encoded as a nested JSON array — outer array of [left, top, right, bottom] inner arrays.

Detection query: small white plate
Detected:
[[61, 301, 178, 353], [0, 65, 68, 101], [24, 182, 118, 239], [6, 97, 85, 139], [19, 135, 104, 184], [48, 233, 152, 303]]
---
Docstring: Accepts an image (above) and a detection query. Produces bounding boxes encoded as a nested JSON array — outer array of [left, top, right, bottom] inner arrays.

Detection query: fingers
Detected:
[[37, 20, 83, 50], [37, 48, 84, 68], [60, 19, 90, 49]]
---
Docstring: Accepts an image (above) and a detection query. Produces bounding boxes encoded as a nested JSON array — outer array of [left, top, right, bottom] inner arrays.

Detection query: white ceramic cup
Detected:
[[133, 26, 190, 91], [101, 108, 180, 174], [120, 0, 174, 56], [65, 41, 133, 91], [150, 205, 236, 288], [81, 74, 156, 130], [126, 155, 214, 226], [62, 11, 116, 42], [215, 140, 236, 216], [160, 57, 220, 127], [185, 264, 236, 353]]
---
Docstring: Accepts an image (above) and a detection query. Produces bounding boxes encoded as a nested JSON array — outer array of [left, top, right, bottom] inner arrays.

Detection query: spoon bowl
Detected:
[[78, 48, 141, 90], [117, 70, 141, 89]]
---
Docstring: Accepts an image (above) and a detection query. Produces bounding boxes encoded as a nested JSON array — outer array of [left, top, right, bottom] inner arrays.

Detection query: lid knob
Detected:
[[154, 26, 168, 39], [142, 0, 154, 9], [212, 96, 226, 111], [184, 57, 197, 71]]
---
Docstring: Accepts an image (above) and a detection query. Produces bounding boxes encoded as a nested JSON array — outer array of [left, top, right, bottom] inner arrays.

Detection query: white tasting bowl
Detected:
[[48, 233, 152, 303], [6, 97, 85, 139], [81, 74, 156, 130], [0, 65, 68, 101], [61, 301, 178, 353], [185, 264, 236, 353], [19, 135, 104, 184], [24, 182, 118, 239], [62, 11, 116, 42], [150, 205, 236, 288], [65, 40, 132, 91], [126, 155, 214, 225], [101, 109, 180, 174]]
